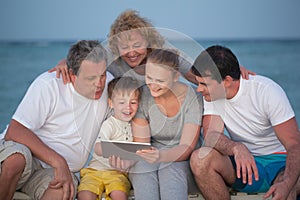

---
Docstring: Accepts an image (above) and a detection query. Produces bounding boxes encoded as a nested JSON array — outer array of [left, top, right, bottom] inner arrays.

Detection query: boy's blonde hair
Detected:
[[108, 77, 142, 100]]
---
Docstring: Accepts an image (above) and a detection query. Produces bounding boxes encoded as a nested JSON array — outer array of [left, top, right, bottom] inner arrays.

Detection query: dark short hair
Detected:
[[191, 45, 240, 83], [66, 40, 107, 76]]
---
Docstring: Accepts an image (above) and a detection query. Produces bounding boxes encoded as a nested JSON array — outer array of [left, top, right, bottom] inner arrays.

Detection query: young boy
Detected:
[[77, 76, 142, 200]]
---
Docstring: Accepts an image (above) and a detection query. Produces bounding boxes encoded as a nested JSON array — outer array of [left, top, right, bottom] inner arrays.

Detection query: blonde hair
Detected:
[[107, 77, 142, 100], [147, 49, 180, 73], [109, 9, 165, 58]]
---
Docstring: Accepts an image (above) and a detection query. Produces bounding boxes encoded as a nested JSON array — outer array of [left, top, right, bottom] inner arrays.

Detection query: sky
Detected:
[[0, 0, 300, 41]]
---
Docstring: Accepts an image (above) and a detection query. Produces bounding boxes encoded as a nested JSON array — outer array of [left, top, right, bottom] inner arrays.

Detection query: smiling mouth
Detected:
[[151, 87, 161, 93], [122, 111, 132, 116], [127, 55, 139, 62]]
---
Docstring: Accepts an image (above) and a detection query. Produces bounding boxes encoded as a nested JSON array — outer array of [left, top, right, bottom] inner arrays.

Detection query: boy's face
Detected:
[[71, 60, 107, 100], [109, 91, 139, 122]]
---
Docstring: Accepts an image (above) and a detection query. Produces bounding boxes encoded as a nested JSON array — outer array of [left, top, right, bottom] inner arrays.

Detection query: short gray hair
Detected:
[[67, 40, 107, 75]]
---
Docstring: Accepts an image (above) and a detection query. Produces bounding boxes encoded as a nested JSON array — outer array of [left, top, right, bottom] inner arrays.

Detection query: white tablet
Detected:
[[101, 140, 151, 161]]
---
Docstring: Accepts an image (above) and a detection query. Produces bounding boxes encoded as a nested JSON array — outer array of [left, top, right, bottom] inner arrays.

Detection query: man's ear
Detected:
[[223, 75, 233, 88], [69, 68, 76, 83]]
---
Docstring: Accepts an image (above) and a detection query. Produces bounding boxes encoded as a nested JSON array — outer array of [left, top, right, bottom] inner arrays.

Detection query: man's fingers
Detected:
[[62, 183, 70, 200], [56, 69, 61, 79], [61, 69, 68, 84], [48, 179, 62, 189], [48, 68, 55, 73], [263, 186, 274, 199], [68, 182, 75, 200], [62, 182, 76, 200], [247, 165, 253, 185], [252, 163, 259, 182], [236, 162, 241, 179], [241, 164, 247, 184]]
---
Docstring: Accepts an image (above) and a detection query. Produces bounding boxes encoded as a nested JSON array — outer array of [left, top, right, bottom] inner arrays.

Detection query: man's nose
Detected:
[[196, 84, 204, 93], [95, 77, 103, 87]]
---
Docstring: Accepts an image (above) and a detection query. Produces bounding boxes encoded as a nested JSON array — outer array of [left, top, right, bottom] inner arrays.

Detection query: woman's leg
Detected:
[[159, 161, 190, 200], [129, 161, 160, 200]]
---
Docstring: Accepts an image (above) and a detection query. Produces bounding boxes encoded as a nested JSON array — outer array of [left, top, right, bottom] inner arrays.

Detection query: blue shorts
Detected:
[[230, 154, 286, 193]]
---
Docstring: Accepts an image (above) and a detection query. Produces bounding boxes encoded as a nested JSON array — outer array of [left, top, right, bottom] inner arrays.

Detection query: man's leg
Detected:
[[273, 170, 300, 200], [190, 147, 236, 200], [0, 153, 26, 200], [38, 171, 78, 200], [21, 167, 78, 200], [0, 140, 32, 200]]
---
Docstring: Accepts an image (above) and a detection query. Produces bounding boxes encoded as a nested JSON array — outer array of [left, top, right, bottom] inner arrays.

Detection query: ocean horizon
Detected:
[[0, 38, 299, 132]]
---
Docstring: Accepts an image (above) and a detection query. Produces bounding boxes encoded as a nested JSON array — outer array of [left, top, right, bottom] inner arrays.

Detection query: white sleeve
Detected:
[[203, 98, 223, 116], [12, 76, 55, 131], [264, 81, 295, 126]]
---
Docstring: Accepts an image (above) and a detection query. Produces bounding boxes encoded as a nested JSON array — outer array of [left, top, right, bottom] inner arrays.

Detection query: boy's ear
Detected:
[[108, 98, 113, 108]]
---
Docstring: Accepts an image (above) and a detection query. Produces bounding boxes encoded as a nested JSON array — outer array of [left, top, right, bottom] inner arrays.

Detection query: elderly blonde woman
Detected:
[[49, 9, 253, 84]]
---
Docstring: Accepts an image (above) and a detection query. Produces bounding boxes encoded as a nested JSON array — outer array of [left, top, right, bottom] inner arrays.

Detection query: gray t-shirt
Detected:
[[108, 59, 145, 82], [135, 85, 203, 149]]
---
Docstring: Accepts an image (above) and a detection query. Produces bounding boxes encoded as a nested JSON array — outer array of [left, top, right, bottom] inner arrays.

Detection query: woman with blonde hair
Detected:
[[126, 48, 202, 199], [106, 9, 196, 83], [49, 9, 253, 84], [49, 9, 197, 84]]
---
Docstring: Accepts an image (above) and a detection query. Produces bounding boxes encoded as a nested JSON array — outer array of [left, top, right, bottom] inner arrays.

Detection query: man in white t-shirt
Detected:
[[0, 40, 113, 200], [190, 45, 300, 200]]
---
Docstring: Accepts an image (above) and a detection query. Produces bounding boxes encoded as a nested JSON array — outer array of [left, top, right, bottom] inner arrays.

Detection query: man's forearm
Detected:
[[283, 145, 300, 191], [5, 119, 65, 168], [204, 131, 239, 156]]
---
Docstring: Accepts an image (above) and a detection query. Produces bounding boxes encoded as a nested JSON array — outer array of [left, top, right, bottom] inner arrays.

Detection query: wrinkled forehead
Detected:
[[78, 60, 107, 75], [117, 29, 145, 43]]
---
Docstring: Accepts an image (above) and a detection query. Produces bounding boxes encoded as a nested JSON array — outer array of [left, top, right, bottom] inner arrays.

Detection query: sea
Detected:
[[0, 39, 300, 132]]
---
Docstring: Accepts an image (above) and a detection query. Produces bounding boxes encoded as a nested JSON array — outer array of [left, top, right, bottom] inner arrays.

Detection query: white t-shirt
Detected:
[[204, 75, 295, 156], [11, 71, 113, 172]]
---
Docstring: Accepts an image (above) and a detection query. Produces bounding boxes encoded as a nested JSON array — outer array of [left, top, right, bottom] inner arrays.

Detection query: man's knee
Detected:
[[190, 147, 215, 174], [2, 153, 26, 178]]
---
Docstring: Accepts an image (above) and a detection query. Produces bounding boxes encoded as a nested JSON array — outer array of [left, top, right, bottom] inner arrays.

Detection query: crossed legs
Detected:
[[190, 147, 235, 200]]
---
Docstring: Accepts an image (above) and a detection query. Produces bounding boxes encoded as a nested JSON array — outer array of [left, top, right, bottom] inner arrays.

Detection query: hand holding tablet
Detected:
[[101, 140, 151, 161]]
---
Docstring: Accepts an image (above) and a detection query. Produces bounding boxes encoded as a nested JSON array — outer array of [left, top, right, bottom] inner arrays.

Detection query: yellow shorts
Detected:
[[78, 168, 131, 200]]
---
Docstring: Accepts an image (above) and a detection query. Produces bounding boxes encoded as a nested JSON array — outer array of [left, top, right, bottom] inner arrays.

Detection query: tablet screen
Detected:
[[101, 140, 151, 161]]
